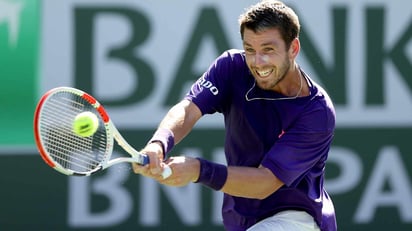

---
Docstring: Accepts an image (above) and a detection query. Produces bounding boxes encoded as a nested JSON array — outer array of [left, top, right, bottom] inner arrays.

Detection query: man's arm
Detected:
[[157, 99, 202, 146], [223, 165, 284, 199], [133, 99, 202, 175], [162, 157, 284, 199]]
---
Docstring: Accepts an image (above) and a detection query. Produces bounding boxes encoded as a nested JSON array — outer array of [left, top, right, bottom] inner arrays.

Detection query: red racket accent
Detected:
[[34, 89, 57, 168], [97, 105, 109, 123], [81, 92, 109, 123], [82, 92, 97, 105]]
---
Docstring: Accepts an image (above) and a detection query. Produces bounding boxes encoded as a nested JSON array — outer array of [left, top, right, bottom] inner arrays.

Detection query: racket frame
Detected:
[[34, 87, 151, 176]]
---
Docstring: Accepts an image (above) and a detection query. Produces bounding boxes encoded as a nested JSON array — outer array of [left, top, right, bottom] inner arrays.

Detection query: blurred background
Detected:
[[1, 0, 411, 230]]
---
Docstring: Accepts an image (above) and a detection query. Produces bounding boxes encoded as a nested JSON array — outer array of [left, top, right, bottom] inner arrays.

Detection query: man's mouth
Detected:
[[256, 69, 273, 78]]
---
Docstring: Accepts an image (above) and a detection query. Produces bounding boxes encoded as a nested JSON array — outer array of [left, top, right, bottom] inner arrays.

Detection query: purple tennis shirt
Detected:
[[185, 49, 337, 231]]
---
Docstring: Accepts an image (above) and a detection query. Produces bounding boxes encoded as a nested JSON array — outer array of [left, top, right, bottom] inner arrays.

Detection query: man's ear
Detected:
[[289, 38, 300, 59]]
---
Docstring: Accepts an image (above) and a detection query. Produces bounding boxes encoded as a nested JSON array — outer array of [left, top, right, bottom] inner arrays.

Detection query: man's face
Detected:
[[243, 28, 292, 91]]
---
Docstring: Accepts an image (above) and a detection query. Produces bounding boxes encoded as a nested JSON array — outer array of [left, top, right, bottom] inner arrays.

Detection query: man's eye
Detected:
[[245, 48, 255, 54], [264, 47, 274, 52]]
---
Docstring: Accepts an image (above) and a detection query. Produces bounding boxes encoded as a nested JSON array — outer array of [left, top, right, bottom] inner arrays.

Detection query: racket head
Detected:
[[34, 87, 113, 176]]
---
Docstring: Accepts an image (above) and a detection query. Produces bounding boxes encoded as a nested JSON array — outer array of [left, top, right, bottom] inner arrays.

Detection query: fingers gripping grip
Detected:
[[141, 154, 172, 179]]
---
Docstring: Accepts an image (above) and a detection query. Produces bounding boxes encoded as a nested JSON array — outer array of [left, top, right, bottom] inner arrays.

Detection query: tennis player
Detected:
[[133, 1, 337, 230]]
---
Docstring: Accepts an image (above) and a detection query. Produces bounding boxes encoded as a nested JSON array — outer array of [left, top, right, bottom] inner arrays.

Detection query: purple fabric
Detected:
[[148, 127, 175, 158], [184, 49, 337, 231], [194, 158, 228, 190]]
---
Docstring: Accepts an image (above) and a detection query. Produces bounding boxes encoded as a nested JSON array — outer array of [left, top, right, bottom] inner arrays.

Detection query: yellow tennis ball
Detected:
[[72, 111, 99, 137]]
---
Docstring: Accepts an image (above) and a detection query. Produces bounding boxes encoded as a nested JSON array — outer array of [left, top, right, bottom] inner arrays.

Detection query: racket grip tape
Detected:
[[141, 154, 150, 165]]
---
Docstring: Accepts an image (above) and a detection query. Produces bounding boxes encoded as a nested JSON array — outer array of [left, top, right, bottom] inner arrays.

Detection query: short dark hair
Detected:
[[238, 0, 300, 49]]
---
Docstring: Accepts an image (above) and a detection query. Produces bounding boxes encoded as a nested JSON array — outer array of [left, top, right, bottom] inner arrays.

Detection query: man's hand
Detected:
[[132, 141, 165, 178], [158, 156, 200, 187]]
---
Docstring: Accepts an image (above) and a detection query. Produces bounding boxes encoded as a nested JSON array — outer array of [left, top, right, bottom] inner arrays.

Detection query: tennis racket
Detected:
[[34, 86, 172, 179]]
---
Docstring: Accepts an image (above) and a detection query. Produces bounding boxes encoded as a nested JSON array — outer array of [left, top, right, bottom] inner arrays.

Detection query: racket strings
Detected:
[[39, 92, 109, 173]]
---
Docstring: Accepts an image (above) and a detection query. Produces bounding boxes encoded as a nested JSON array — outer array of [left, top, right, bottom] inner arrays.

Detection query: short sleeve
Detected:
[[184, 49, 246, 115]]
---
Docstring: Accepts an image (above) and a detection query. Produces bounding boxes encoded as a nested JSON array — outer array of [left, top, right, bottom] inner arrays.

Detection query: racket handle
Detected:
[[141, 154, 150, 165]]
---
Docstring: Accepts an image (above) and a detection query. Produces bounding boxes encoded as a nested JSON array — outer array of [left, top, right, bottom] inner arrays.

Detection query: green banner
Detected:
[[0, 0, 40, 147]]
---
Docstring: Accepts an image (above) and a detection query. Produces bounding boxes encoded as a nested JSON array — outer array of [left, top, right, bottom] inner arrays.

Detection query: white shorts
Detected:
[[247, 210, 320, 231]]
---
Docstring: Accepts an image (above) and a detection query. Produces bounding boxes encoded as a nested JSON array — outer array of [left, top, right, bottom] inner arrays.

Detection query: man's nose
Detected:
[[254, 53, 268, 67]]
